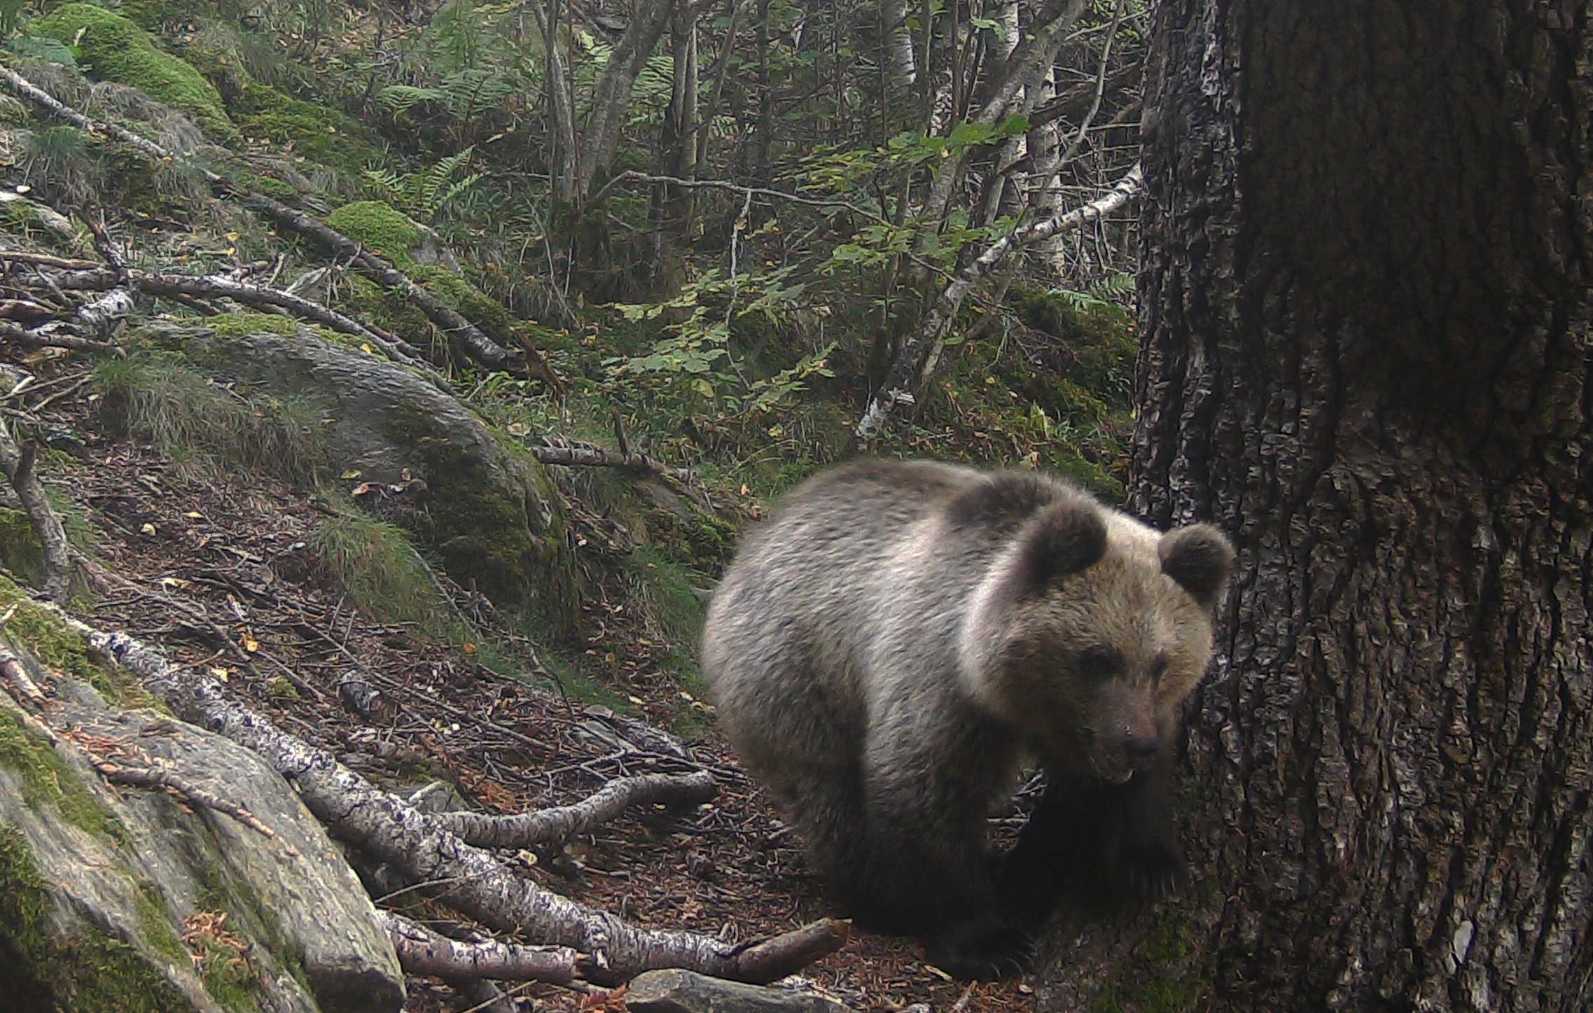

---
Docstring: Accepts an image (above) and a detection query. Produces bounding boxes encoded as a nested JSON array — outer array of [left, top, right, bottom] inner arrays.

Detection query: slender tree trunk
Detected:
[[536, 0, 578, 202], [1042, 0, 1592, 1008], [573, 0, 677, 198], [880, 0, 917, 91]]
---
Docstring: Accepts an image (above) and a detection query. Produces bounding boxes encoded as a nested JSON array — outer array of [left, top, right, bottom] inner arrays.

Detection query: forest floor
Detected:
[[28, 354, 1037, 1012]]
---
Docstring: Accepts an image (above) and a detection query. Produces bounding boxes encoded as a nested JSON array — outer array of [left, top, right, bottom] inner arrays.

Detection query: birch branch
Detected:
[[856, 163, 1143, 442], [428, 771, 717, 848], [79, 622, 846, 985], [0, 319, 119, 354], [529, 442, 693, 482], [380, 911, 591, 985], [48, 267, 433, 372]]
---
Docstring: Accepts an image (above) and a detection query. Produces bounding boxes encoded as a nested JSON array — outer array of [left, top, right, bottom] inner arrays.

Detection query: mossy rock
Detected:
[[326, 201, 526, 349], [0, 621, 404, 1011], [32, 4, 238, 143], [232, 83, 387, 178], [156, 324, 581, 636], [325, 200, 424, 264]]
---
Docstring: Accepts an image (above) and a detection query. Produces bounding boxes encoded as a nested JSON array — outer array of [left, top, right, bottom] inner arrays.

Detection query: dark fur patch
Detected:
[[1158, 524, 1235, 608], [1006, 497, 1109, 596], [944, 472, 1060, 532]]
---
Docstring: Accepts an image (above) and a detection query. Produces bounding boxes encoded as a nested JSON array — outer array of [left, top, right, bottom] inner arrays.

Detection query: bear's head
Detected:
[[959, 493, 1234, 784]]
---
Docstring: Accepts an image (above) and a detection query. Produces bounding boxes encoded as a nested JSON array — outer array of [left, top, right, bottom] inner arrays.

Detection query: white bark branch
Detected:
[[380, 910, 591, 985], [856, 162, 1143, 442], [428, 771, 716, 848], [78, 621, 846, 985]]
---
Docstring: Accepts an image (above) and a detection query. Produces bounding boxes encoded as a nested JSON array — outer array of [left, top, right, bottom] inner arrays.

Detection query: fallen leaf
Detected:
[[140, 523, 157, 536], [241, 634, 260, 653]]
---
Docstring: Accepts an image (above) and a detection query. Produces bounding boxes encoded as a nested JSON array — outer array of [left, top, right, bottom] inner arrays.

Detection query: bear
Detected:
[[700, 459, 1233, 979]]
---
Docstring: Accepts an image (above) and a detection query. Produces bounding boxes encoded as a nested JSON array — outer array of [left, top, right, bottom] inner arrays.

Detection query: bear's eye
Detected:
[[1077, 645, 1123, 678]]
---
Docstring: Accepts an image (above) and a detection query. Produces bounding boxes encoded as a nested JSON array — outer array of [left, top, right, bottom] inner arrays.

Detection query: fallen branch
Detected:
[[429, 770, 717, 848], [380, 910, 591, 985], [0, 424, 71, 600], [530, 443, 693, 482], [49, 266, 433, 372], [0, 319, 119, 354], [0, 646, 49, 708], [94, 758, 293, 852], [0, 251, 102, 271], [81, 622, 846, 985], [0, 65, 555, 382], [855, 162, 1143, 443]]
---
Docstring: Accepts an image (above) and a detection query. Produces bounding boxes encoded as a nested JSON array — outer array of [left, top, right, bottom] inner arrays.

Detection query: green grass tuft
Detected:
[[309, 507, 447, 629], [94, 354, 327, 485]]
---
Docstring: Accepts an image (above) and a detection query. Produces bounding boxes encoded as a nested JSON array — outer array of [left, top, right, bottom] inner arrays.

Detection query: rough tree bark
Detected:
[[1064, 1, 1590, 1009]]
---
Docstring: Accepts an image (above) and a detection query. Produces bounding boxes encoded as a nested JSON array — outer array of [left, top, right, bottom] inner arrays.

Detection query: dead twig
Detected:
[[0, 319, 119, 354], [93, 756, 296, 854]]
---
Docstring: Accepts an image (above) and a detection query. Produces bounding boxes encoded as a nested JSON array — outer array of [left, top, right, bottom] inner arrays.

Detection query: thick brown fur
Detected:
[[700, 459, 1233, 979]]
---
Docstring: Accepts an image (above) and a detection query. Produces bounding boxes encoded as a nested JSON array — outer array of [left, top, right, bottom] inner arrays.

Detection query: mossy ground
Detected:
[[31, 4, 238, 142], [230, 81, 387, 178], [0, 572, 154, 709], [1087, 916, 1206, 1013], [0, 708, 128, 842]]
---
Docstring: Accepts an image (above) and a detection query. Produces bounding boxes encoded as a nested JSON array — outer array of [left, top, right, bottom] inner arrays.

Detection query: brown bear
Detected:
[[700, 459, 1233, 978]]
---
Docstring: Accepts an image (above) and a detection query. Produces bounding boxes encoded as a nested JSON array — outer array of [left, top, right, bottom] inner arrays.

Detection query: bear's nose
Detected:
[[1125, 735, 1160, 766]]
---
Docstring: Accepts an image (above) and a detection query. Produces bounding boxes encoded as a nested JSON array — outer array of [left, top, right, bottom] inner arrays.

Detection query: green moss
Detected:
[[233, 83, 386, 177], [325, 201, 422, 263], [32, 4, 237, 142], [0, 573, 142, 707], [386, 411, 578, 637], [262, 675, 300, 701], [192, 932, 263, 1012], [336, 274, 431, 341], [0, 508, 46, 587], [1, 831, 192, 1010], [413, 264, 517, 337], [1, 824, 184, 1012], [131, 878, 186, 965], [204, 312, 300, 338], [1088, 917, 1204, 1013], [0, 708, 127, 843]]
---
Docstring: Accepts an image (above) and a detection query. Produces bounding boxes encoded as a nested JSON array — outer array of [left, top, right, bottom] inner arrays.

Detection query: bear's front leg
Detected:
[[851, 745, 1031, 979], [999, 743, 1185, 922]]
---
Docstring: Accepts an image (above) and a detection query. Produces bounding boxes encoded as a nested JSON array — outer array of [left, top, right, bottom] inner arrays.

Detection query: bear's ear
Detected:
[[1159, 524, 1234, 609], [1007, 498, 1109, 597]]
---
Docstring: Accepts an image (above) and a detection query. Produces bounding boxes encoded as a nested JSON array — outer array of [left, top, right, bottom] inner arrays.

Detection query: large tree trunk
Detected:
[[1057, 0, 1592, 1009]]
